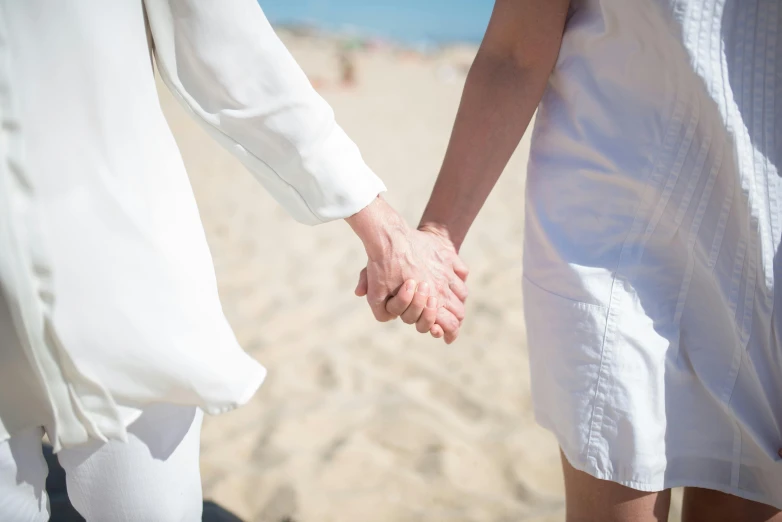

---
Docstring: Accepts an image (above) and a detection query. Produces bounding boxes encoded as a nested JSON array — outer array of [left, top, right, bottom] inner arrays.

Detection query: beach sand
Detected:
[[159, 32, 683, 522]]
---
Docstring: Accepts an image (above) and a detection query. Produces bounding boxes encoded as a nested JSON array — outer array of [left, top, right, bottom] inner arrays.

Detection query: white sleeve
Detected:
[[144, 0, 386, 225]]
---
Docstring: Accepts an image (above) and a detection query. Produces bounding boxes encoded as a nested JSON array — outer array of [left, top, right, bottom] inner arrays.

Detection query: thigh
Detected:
[[682, 487, 782, 522], [57, 404, 203, 522], [561, 451, 671, 522], [0, 427, 49, 522]]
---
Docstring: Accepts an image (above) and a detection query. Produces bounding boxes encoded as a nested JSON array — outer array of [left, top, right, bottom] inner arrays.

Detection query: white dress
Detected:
[[0, 0, 385, 451], [525, 0, 782, 507]]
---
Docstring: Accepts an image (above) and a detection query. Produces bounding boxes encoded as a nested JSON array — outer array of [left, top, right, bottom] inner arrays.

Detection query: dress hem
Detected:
[[557, 431, 782, 511]]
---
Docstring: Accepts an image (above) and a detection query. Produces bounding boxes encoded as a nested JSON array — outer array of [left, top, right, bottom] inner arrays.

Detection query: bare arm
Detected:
[[419, 0, 570, 249], [349, 0, 570, 343]]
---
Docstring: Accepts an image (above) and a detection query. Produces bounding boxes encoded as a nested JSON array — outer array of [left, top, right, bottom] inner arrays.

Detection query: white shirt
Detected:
[[0, 0, 385, 450], [525, 0, 782, 507]]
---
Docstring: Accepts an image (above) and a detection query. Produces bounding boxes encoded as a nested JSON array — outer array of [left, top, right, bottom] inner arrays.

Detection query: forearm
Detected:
[[419, 54, 546, 249], [419, 0, 569, 251]]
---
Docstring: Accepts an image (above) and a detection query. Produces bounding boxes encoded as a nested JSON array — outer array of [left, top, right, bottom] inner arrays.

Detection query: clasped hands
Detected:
[[348, 198, 469, 343]]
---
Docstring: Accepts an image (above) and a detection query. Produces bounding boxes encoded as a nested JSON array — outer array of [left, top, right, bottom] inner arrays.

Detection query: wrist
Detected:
[[346, 196, 410, 260], [418, 218, 462, 252]]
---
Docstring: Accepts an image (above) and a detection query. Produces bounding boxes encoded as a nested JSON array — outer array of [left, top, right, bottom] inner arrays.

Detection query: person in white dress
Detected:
[[0, 0, 469, 520], [377, 0, 782, 520]]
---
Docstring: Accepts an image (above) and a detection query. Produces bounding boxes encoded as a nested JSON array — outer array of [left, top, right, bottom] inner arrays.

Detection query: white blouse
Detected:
[[0, 0, 385, 450], [524, 0, 782, 507]]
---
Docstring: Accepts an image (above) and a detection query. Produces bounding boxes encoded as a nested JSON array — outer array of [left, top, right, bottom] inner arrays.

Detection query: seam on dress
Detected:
[[588, 99, 699, 470], [637, 95, 700, 260], [674, 137, 726, 365], [726, 0, 776, 489], [671, 129, 711, 233], [729, 351, 745, 488], [722, 1, 762, 489], [585, 66, 691, 471], [707, 0, 734, 276], [522, 274, 608, 310], [723, 1, 751, 340], [752, 1, 773, 297], [671, 0, 724, 363], [738, 1, 760, 350], [763, 3, 779, 277]]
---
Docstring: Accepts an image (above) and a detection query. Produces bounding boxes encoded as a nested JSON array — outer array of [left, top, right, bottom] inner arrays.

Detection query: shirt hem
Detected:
[[0, 364, 268, 448]]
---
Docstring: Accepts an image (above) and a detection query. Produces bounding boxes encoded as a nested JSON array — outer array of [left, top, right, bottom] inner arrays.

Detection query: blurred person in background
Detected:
[[339, 41, 358, 88], [0, 0, 467, 520], [373, 0, 782, 520]]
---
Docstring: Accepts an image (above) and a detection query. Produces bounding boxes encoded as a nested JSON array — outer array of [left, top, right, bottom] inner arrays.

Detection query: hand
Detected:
[[367, 278, 441, 338], [346, 197, 469, 343], [354, 227, 469, 343]]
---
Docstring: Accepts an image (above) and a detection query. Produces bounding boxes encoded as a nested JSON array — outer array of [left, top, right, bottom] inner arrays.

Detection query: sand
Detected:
[[158, 31, 683, 522]]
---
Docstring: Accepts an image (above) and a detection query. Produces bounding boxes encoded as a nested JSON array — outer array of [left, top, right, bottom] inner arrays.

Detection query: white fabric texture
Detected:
[[0, 0, 385, 450], [0, 404, 203, 522], [525, 0, 782, 507]]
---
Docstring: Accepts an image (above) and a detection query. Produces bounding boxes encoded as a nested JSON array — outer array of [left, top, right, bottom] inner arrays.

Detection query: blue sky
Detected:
[[258, 0, 494, 44]]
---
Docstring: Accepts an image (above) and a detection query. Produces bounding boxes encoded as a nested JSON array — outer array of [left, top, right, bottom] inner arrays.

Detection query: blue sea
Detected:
[[258, 0, 494, 45]]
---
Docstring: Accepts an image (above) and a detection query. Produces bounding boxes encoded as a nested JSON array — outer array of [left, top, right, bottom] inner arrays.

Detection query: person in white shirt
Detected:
[[0, 1, 468, 520], [384, 0, 782, 520]]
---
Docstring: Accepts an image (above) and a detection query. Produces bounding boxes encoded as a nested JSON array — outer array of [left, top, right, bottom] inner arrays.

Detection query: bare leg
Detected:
[[682, 487, 782, 522], [561, 451, 671, 522]]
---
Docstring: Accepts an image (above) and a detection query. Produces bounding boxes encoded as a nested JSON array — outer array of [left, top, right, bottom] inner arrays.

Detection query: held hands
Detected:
[[348, 198, 469, 343]]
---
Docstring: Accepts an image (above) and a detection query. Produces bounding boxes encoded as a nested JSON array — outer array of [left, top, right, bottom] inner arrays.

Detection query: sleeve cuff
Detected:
[[287, 122, 387, 225]]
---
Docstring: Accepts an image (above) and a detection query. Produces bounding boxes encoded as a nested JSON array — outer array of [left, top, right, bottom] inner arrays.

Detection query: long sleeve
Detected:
[[144, 0, 386, 225]]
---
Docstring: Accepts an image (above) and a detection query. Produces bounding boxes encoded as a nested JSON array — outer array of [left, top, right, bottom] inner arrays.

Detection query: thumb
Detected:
[[355, 267, 369, 297]]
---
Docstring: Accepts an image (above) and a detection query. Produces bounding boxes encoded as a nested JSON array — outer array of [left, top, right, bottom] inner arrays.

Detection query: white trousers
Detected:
[[0, 404, 203, 521]]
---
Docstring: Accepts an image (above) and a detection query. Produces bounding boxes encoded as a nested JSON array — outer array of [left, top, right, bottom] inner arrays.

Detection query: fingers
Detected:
[[430, 324, 444, 339], [367, 276, 397, 323], [416, 297, 438, 333], [369, 301, 396, 322], [360, 266, 397, 322], [383, 279, 465, 343], [444, 291, 466, 323], [385, 279, 417, 317], [355, 268, 368, 297], [356, 263, 464, 344], [435, 308, 461, 344], [449, 277, 469, 303], [401, 282, 430, 324], [453, 256, 470, 282]]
